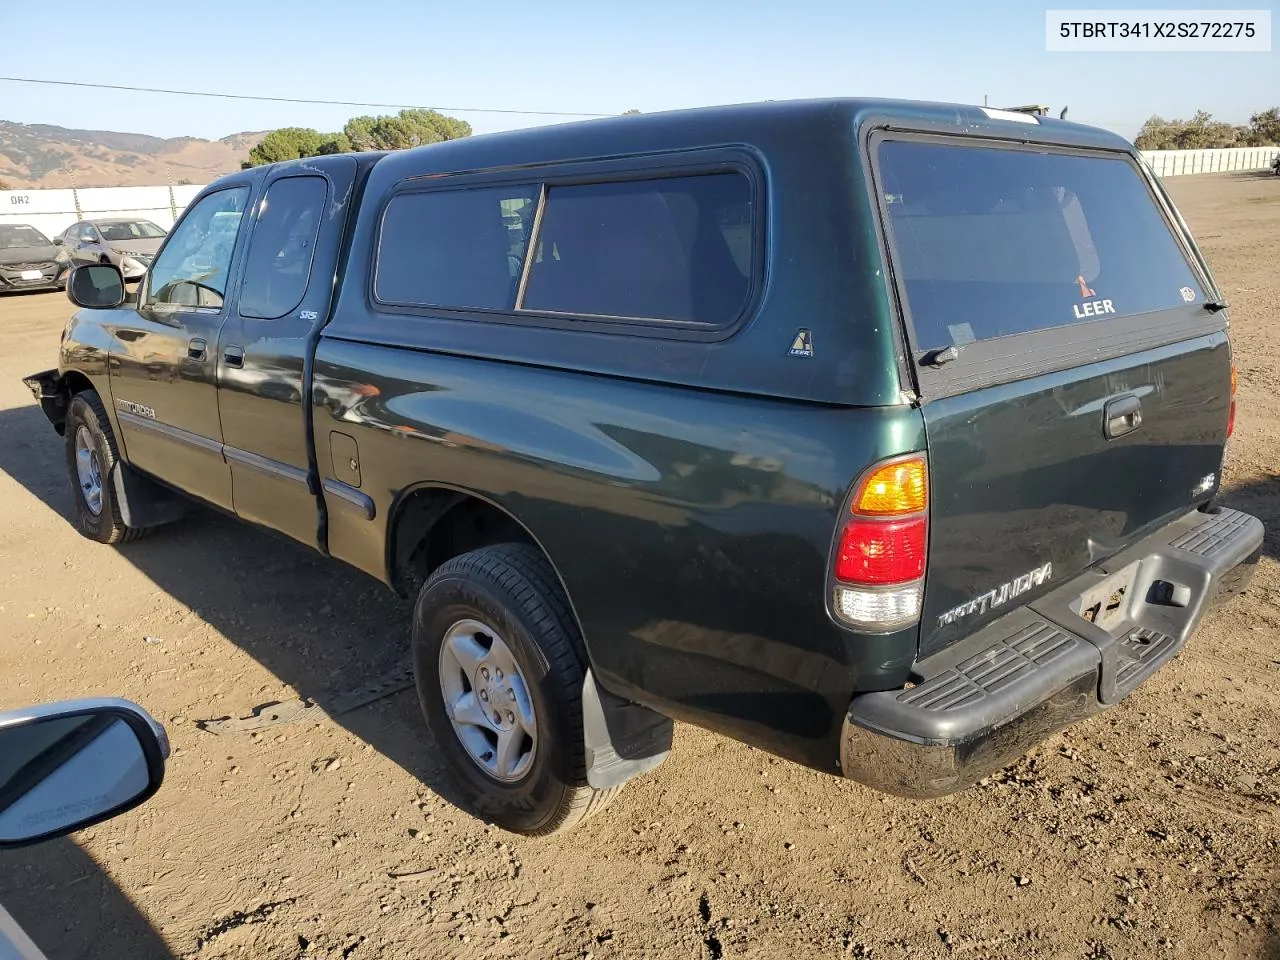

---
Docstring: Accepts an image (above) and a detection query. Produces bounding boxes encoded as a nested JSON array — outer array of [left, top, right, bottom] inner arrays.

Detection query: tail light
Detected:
[[1227, 363, 1237, 438], [831, 456, 927, 631]]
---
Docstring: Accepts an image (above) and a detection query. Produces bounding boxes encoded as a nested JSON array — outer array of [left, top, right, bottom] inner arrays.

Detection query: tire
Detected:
[[64, 390, 148, 544], [412, 543, 617, 835]]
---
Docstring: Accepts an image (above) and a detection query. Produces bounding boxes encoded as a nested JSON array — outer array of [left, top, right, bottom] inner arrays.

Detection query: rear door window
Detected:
[[877, 141, 1204, 351], [521, 173, 753, 326], [239, 176, 327, 320]]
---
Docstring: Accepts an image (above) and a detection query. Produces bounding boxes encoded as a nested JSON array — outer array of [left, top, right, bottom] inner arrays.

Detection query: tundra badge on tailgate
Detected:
[[938, 562, 1053, 627]]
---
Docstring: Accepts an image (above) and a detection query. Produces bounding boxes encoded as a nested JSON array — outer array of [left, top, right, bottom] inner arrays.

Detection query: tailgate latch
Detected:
[[1103, 395, 1143, 439]]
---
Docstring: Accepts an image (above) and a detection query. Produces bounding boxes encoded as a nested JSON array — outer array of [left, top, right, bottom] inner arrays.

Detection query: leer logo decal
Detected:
[[788, 329, 814, 358], [1073, 274, 1115, 320]]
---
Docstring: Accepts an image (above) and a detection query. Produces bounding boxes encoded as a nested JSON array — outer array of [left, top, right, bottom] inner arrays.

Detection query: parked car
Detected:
[[25, 99, 1261, 836], [55, 218, 167, 282], [0, 698, 168, 960], [0, 223, 68, 293]]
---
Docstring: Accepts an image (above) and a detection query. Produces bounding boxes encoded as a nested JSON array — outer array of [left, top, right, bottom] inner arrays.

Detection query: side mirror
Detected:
[[67, 263, 125, 309], [52, 236, 63, 246], [0, 699, 168, 849]]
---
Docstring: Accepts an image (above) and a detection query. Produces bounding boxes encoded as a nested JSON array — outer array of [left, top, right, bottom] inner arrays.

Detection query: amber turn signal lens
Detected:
[[853, 458, 927, 516], [1231, 364, 1237, 396]]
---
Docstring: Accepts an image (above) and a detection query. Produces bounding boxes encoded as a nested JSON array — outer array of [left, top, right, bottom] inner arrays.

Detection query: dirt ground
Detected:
[[0, 172, 1277, 960]]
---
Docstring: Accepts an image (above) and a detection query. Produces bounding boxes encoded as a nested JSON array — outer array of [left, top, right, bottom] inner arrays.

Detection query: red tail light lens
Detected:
[[835, 516, 927, 584], [830, 456, 928, 631]]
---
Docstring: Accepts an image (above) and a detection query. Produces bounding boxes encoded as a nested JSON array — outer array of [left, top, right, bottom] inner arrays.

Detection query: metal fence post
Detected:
[[166, 166, 178, 221]]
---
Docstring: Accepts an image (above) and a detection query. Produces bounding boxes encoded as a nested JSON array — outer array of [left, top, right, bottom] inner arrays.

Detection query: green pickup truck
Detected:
[[25, 99, 1262, 836]]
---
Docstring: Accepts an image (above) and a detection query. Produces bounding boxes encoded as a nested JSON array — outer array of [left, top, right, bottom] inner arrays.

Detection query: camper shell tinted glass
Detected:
[[877, 139, 1206, 353], [373, 168, 756, 330]]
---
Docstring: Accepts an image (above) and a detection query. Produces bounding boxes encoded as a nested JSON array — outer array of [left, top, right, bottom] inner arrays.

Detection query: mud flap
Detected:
[[582, 669, 673, 790], [110, 462, 189, 529]]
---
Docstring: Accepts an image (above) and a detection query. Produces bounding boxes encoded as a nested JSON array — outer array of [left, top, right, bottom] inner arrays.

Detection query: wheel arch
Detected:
[[386, 482, 591, 660]]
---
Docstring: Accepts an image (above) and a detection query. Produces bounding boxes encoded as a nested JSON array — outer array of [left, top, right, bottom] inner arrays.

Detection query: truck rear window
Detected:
[[877, 141, 1205, 351]]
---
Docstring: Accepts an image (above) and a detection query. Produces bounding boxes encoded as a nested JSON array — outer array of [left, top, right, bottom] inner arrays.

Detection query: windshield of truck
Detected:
[[98, 221, 167, 241], [877, 141, 1206, 350], [0, 224, 52, 249]]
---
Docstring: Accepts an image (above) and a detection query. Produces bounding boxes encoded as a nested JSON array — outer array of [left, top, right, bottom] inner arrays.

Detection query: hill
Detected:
[[0, 121, 265, 188]]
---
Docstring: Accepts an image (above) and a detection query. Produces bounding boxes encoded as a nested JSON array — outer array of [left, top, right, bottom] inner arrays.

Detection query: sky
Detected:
[[1, 0, 1275, 144]]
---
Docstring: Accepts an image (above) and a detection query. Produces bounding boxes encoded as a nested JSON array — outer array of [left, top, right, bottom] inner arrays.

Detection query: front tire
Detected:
[[412, 543, 616, 835], [64, 391, 147, 544]]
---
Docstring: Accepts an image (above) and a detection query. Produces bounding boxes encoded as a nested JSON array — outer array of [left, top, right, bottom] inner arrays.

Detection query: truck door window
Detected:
[[239, 176, 327, 320], [375, 184, 539, 310], [145, 187, 249, 312], [520, 172, 753, 326]]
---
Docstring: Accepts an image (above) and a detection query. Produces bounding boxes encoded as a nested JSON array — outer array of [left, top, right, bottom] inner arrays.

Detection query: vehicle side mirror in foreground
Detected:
[[0, 699, 168, 849], [66, 264, 125, 309], [52, 236, 63, 246]]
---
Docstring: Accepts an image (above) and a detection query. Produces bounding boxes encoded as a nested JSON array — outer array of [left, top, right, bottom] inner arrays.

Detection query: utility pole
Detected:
[[983, 94, 989, 107]]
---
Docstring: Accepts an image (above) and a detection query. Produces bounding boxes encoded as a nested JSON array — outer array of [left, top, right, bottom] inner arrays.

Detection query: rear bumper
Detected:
[[841, 506, 1263, 799]]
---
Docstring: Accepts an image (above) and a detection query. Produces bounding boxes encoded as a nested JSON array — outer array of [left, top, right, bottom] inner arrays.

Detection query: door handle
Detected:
[[187, 338, 207, 362], [1104, 395, 1143, 439], [223, 345, 245, 369]]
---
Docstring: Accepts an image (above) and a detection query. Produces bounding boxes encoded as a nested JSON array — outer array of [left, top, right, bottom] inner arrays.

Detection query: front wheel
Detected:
[[64, 391, 148, 544], [412, 543, 617, 835]]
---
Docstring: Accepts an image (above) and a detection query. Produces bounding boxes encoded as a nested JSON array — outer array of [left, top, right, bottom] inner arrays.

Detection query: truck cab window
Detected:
[[239, 176, 327, 320], [145, 187, 249, 311]]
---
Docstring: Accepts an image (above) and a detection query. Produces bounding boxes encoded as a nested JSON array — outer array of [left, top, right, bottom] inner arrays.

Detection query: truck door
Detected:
[[215, 158, 357, 548], [109, 185, 253, 510]]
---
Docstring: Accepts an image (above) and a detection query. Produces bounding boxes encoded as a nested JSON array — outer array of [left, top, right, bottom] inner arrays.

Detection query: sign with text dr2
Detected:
[[1046, 10, 1271, 51]]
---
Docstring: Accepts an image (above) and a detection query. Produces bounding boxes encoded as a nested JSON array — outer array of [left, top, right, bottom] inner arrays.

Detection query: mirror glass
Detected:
[[67, 264, 124, 309], [0, 712, 150, 844]]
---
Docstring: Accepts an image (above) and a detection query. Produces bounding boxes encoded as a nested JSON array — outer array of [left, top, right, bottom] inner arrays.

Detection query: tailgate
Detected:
[[873, 135, 1233, 657]]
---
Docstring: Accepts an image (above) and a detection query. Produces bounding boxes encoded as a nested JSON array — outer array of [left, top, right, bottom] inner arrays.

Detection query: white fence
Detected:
[[1141, 146, 1279, 177], [0, 184, 208, 242]]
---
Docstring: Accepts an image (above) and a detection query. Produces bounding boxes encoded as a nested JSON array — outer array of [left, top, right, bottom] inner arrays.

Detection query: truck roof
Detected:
[[370, 97, 1133, 180], [220, 98, 1133, 189]]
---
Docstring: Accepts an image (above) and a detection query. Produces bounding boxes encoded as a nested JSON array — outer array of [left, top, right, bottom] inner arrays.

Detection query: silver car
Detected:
[[55, 219, 168, 282]]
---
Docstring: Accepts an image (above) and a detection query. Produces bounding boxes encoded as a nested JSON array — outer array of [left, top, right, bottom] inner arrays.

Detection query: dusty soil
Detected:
[[0, 172, 1277, 960]]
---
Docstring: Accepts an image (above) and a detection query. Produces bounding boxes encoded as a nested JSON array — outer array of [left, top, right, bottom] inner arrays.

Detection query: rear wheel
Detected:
[[412, 543, 616, 835], [64, 391, 148, 544]]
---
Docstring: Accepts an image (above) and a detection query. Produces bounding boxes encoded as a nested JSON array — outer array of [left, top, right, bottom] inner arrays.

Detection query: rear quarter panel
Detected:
[[312, 340, 926, 768]]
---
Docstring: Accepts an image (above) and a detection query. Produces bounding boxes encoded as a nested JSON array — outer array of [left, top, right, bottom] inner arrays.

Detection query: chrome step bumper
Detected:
[[841, 506, 1263, 799]]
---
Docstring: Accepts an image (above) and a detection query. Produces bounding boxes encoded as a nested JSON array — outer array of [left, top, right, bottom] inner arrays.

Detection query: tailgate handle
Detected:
[[1104, 395, 1143, 439]]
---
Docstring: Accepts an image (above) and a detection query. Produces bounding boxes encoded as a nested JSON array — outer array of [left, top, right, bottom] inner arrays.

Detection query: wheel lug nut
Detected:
[[480, 667, 490, 680], [494, 668, 503, 680], [479, 690, 489, 702], [505, 712, 515, 725], [506, 689, 516, 701]]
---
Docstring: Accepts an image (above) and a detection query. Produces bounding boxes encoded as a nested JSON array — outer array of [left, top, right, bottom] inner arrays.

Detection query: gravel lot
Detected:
[[0, 172, 1277, 960]]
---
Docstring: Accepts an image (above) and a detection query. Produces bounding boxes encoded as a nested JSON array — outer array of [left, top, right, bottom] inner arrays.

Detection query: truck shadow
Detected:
[[0, 838, 176, 960], [0, 403, 471, 813]]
